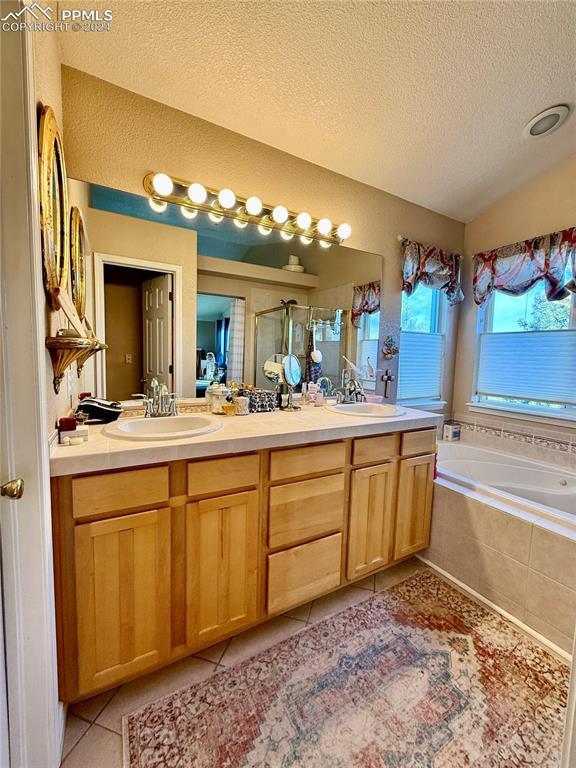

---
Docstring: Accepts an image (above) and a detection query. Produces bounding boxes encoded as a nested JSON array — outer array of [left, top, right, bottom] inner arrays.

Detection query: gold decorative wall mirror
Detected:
[[39, 106, 69, 311], [70, 206, 87, 321]]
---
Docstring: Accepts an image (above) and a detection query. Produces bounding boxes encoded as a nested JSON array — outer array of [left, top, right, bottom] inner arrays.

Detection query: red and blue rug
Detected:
[[124, 569, 569, 767]]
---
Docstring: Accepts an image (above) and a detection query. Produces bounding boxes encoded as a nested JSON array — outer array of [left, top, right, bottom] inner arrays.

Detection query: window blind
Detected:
[[477, 330, 576, 405], [397, 332, 444, 401]]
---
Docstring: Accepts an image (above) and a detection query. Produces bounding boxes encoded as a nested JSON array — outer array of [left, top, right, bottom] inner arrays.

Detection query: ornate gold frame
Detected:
[[70, 206, 87, 321], [39, 105, 69, 310]]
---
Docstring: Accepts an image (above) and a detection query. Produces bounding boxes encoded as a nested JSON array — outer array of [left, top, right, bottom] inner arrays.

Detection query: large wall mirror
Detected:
[[69, 180, 393, 403]]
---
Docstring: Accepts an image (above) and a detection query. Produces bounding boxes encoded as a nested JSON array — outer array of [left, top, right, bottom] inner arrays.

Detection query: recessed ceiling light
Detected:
[[523, 105, 570, 138]]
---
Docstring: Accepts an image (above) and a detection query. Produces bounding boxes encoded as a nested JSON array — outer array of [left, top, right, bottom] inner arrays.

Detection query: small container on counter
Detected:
[[234, 396, 250, 416], [442, 420, 461, 442]]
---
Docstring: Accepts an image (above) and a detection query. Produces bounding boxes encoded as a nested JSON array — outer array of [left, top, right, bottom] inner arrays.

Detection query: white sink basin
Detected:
[[325, 403, 406, 418], [104, 414, 223, 441]]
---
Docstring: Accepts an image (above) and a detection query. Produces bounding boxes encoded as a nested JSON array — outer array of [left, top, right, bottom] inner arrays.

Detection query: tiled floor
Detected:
[[61, 558, 425, 766]]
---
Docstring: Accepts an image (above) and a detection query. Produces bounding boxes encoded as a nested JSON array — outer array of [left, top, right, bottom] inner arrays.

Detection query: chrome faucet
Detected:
[[132, 378, 178, 417], [316, 376, 337, 397], [336, 369, 367, 403]]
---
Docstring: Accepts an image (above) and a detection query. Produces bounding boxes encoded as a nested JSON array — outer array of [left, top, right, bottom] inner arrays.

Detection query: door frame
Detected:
[[0, 13, 64, 766], [93, 252, 183, 398]]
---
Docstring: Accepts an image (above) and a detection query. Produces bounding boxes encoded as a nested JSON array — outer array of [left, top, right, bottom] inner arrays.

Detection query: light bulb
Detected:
[[258, 222, 273, 236], [280, 230, 294, 241], [319, 240, 332, 249], [148, 198, 167, 213], [218, 188, 236, 209], [234, 216, 248, 229], [245, 196, 263, 216], [337, 222, 352, 240], [272, 205, 289, 224], [180, 206, 197, 220], [296, 211, 312, 230], [188, 182, 207, 204], [317, 218, 332, 236], [208, 210, 224, 223], [151, 173, 173, 196], [299, 235, 313, 245]]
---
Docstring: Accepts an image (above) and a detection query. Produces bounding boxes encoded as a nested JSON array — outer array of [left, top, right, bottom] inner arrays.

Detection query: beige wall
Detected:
[[453, 154, 576, 427]]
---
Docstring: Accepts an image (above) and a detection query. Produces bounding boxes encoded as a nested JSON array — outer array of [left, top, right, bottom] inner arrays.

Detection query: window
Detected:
[[474, 269, 576, 416], [397, 285, 445, 402], [356, 311, 380, 390]]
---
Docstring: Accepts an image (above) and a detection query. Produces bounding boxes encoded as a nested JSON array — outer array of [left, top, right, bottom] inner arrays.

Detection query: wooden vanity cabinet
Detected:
[[394, 453, 435, 559], [74, 507, 171, 696], [186, 491, 259, 647], [52, 429, 437, 702]]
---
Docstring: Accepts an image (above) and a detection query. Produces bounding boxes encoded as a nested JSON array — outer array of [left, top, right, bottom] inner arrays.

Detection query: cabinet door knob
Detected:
[[1, 478, 24, 500]]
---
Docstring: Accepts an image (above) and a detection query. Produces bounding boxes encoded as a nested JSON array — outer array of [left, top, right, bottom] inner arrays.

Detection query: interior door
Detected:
[[143, 274, 173, 389]]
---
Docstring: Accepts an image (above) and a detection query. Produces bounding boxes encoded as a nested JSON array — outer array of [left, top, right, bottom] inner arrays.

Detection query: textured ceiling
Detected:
[[57, 0, 576, 221]]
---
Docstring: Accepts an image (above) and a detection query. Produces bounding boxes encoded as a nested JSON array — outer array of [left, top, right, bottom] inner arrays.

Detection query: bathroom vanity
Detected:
[[50, 408, 440, 702]]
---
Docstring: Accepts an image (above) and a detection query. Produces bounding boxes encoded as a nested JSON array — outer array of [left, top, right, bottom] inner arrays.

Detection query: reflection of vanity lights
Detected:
[[144, 172, 352, 246]]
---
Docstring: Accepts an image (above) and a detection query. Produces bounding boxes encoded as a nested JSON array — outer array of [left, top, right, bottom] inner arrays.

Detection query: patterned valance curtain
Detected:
[[352, 281, 381, 328], [401, 238, 464, 305], [473, 227, 576, 306]]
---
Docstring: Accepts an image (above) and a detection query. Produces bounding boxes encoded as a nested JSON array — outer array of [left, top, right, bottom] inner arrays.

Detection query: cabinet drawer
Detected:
[[400, 429, 437, 457], [269, 474, 345, 549], [187, 454, 260, 497], [269, 442, 345, 482], [267, 533, 342, 613], [72, 466, 169, 519], [352, 434, 399, 465]]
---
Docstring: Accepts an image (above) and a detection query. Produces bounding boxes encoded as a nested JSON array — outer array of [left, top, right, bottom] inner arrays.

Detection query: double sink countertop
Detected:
[[50, 406, 442, 477]]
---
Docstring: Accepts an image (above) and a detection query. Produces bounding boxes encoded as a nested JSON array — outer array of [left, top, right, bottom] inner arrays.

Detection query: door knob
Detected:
[[1, 478, 24, 500]]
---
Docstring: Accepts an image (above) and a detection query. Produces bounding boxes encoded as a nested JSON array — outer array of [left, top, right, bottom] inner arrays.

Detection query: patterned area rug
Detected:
[[123, 570, 569, 767]]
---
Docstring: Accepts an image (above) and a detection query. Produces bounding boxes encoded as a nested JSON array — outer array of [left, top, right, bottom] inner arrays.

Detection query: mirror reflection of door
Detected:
[[103, 265, 174, 400]]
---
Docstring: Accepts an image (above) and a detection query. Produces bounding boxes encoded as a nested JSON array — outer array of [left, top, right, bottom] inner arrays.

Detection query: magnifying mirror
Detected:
[[282, 354, 302, 411]]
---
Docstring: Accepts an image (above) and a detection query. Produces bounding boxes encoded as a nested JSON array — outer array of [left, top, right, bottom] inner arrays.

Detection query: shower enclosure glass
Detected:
[[254, 304, 349, 390]]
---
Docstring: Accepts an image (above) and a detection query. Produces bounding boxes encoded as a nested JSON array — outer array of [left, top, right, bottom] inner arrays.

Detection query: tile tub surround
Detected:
[[452, 412, 576, 469], [49, 406, 441, 476], [423, 481, 576, 653], [123, 569, 568, 768]]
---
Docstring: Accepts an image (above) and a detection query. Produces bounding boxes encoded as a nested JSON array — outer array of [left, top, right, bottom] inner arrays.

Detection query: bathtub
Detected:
[[437, 441, 576, 530]]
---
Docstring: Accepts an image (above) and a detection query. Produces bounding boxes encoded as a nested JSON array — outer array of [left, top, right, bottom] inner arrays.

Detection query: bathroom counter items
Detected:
[[49, 407, 441, 476]]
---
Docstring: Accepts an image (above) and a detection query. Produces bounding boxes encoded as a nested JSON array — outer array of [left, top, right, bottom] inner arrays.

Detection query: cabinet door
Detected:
[[394, 454, 435, 559], [75, 508, 171, 696], [186, 491, 259, 647], [347, 462, 398, 580]]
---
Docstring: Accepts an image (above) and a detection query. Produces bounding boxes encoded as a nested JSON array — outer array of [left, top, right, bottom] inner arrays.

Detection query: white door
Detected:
[[143, 274, 173, 389]]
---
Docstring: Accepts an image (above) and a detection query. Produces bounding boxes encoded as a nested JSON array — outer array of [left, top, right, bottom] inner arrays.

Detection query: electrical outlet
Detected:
[[125, 353, 133, 364]]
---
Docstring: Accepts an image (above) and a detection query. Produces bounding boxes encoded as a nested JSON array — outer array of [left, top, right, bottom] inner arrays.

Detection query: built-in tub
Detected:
[[431, 441, 576, 654], [438, 441, 576, 528]]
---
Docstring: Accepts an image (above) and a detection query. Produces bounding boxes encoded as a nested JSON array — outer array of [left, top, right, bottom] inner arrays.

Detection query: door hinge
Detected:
[[168, 364, 173, 374], [168, 291, 173, 301]]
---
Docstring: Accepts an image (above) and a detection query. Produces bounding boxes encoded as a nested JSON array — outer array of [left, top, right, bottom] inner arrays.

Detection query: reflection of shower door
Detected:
[[143, 274, 173, 389]]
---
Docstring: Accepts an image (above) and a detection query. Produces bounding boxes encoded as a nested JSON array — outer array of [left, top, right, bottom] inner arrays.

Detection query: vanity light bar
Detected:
[[143, 172, 352, 246]]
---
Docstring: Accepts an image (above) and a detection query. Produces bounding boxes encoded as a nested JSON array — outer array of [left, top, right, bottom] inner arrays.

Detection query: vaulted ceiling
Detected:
[[58, 0, 576, 221]]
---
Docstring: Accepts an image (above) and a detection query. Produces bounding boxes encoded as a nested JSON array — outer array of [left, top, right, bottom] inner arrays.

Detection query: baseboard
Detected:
[[418, 556, 572, 664]]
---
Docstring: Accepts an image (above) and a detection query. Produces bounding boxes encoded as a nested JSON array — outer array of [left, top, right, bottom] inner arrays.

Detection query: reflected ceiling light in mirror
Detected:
[[317, 218, 332, 236], [258, 219, 273, 235], [300, 235, 313, 245], [336, 223, 352, 240], [208, 202, 224, 223], [280, 229, 294, 241], [148, 198, 168, 213], [180, 206, 197, 220], [188, 182, 208, 204], [272, 205, 289, 224], [245, 195, 263, 216], [217, 188, 236, 209], [234, 206, 249, 228], [319, 240, 332, 249], [151, 173, 174, 196], [296, 211, 312, 230]]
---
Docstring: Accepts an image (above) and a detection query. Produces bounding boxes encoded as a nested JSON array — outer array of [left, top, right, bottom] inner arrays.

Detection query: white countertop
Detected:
[[50, 406, 442, 477]]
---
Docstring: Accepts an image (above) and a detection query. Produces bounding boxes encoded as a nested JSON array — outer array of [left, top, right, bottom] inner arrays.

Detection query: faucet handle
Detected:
[[131, 393, 149, 399]]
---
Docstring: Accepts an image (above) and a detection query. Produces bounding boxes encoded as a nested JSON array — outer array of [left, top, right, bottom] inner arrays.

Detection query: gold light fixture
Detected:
[[143, 172, 352, 246]]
